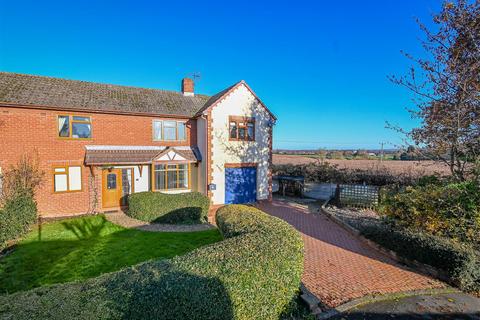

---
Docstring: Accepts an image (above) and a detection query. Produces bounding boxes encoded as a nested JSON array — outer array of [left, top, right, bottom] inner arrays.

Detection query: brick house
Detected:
[[0, 72, 276, 218]]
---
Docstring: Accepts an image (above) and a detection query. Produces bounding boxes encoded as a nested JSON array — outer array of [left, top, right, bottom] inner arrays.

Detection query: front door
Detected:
[[102, 169, 123, 208]]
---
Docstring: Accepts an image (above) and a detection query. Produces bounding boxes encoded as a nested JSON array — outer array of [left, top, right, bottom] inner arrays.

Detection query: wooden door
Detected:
[[102, 169, 122, 208]]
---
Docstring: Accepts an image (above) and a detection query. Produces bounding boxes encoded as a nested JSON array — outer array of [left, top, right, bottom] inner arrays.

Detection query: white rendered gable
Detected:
[[155, 150, 186, 161], [209, 83, 273, 204]]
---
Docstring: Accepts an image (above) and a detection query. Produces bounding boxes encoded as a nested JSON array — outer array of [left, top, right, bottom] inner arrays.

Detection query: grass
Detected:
[[0, 214, 222, 294]]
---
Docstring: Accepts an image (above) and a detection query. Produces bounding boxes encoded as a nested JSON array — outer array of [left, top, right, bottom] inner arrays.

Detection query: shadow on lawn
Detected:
[[61, 215, 108, 240], [0, 217, 220, 295]]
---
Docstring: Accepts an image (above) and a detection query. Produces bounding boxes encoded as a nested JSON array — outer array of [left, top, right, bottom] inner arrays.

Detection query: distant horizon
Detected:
[[0, 0, 442, 149], [274, 148, 400, 152]]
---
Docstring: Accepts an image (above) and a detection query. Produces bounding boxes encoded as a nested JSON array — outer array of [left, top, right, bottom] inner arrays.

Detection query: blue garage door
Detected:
[[225, 167, 257, 204]]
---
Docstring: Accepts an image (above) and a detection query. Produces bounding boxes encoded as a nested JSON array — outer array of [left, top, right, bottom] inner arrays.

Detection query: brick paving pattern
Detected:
[[257, 200, 445, 308]]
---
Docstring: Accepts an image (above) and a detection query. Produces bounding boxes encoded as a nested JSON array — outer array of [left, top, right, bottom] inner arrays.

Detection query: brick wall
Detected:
[[0, 105, 197, 217]]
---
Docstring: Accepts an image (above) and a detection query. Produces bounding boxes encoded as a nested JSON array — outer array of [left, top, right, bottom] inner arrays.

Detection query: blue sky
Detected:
[[0, 0, 441, 149]]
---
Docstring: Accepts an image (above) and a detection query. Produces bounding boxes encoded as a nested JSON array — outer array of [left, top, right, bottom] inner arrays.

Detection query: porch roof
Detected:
[[84, 145, 201, 165]]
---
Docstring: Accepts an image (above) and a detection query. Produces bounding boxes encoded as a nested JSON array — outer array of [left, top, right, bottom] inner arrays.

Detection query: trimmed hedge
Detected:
[[0, 192, 37, 250], [127, 191, 209, 224], [359, 223, 480, 291], [0, 205, 304, 319]]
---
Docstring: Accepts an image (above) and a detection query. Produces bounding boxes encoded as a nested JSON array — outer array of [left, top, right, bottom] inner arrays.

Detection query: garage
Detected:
[[225, 166, 257, 204]]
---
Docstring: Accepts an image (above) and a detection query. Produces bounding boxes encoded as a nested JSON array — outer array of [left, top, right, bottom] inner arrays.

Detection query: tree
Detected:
[[317, 149, 327, 159], [1, 152, 44, 202], [389, 0, 480, 181]]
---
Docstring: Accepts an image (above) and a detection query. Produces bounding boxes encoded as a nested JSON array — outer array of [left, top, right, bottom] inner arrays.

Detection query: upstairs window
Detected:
[[53, 165, 82, 193], [58, 115, 92, 139], [153, 120, 186, 141], [229, 117, 255, 141]]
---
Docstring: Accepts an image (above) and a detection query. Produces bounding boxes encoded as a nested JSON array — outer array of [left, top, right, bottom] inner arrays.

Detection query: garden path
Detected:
[[256, 199, 445, 308]]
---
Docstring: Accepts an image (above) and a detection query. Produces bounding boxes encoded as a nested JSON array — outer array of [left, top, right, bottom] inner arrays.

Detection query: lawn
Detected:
[[0, 214, 222, 294]]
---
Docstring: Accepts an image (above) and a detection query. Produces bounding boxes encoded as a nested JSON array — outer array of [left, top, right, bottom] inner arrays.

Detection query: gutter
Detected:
[[0, 102, 193, 119]]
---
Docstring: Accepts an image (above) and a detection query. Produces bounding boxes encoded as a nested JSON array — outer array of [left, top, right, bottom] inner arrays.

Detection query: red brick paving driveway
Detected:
[[257, 200, 444, 308]]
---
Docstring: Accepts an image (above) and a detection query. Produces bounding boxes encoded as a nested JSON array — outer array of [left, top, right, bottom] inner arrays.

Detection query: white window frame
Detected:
[[53, 165, 82, 193], [152, 120, 187, 141]]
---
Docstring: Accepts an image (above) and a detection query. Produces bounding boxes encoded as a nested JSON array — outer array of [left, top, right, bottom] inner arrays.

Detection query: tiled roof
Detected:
[[84, 146, 201, 165], [194, 80, 277, 120], [0, 72, 210, 117], [194, 81, 240, 117]]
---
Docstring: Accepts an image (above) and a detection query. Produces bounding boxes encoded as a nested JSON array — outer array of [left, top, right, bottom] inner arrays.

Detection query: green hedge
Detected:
[[127, 191, 209, 224], [0, 205, 304, 319], [359, 223, 480, 291], [378, 181, 480, 245], [0, 192, 37, 250]]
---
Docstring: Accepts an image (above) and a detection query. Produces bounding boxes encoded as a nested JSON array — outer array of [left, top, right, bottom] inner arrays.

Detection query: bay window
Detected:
[[154, 164, 189, 190], [153, 120, 186, 141]]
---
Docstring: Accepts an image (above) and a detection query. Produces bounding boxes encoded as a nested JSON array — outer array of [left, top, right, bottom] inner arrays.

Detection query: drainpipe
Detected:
[[201, 114, 209, 195]]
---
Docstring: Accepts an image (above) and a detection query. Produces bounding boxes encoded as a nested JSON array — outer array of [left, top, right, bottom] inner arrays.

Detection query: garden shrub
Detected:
[[378, 181, 480, 245], [0, 191, 37, 250], [127, 191, 209, 224], [0, 205, 304, 320], [359, 223, 480, 291]]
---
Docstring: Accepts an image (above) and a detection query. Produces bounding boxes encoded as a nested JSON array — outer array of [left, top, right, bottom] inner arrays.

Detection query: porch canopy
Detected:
[[84, 145, 201, 165]]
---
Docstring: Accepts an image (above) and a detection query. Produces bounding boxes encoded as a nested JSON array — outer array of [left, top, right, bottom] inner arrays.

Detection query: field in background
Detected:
[[273, 154, 450, 176]]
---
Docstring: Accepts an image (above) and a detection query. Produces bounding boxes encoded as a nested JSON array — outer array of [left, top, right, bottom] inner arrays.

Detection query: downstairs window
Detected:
[[53, 165, 82, 192], [153, 164, 189, 190]]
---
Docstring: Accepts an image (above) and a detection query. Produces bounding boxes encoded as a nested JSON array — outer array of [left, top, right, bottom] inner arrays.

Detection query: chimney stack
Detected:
[[182, 78, 194, 96]]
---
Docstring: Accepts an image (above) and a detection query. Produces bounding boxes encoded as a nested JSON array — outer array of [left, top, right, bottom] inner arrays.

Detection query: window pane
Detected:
[[229, 122, 237, 139], [155, 164, 166, 171], [54, 168, 66, 173], [238, 127, 246, 140], [178, 167, 188, 189], [163, 121, 177, 140], [177, 122, 186, 140], [58, 116, 70, 137], [122, 169, 132, 195], [164, 121, 176, 128], [107, 174, 117, 189], [247, 123, 254, 140], [155, 171, 166, 190], [73, 116, 90, 122], [72, 123, 91, 138], [167, 169, 177, 189], [54, 174, 68, 192], [68, 166, 82, 191], [153, 121, 162, 140]]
